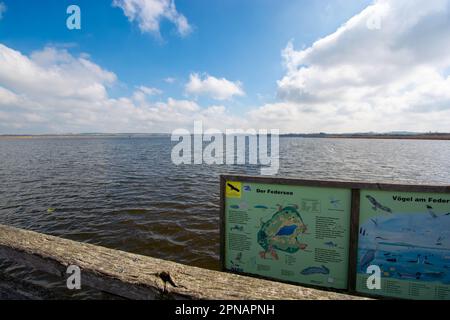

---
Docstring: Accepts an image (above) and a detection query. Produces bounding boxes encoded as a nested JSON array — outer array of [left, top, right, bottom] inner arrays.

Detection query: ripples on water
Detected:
[[0, 136, 449, 298]]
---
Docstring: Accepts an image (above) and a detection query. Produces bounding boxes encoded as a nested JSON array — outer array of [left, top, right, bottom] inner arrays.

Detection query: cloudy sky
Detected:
[[0, 0, 450, 134]]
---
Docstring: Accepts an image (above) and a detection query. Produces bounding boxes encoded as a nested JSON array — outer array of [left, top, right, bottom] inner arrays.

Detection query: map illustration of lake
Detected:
[[357, 190, 450, 300], [257, 205, 308, 259]]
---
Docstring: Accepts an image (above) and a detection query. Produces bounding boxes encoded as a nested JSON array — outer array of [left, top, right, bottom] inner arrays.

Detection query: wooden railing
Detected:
[[0, 224, 367, 300]]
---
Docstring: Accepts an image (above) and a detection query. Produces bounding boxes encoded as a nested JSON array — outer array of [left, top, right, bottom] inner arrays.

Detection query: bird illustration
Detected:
[[227, 183, 240, 193], [427, 205, 438, 218]]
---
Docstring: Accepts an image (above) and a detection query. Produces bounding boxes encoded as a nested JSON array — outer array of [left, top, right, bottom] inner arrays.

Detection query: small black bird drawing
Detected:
[[227, 183, 240, 193]]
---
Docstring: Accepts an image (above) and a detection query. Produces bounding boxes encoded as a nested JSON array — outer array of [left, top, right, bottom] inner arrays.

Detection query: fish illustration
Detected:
[[408, 254, 423, 264], [230, 225, 244, 232], [229, 203, 248, 210], [301, 265, 330, 276], [424, 272, 444, 279], [243, 185, 251, 192], [424, 256, 433, 265], [324, 241, 338, 248], [254, 205, 268, 209], [408, 254, 432, 265], [366, 195, 392, 214], [397, 272, 422, 280], [329, 197, 341, 208]]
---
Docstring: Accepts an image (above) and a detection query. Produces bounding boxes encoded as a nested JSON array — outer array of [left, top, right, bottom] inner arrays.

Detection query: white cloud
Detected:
[[0, 45, 116, 102], [132, 86, 162, 104], [164, 77, 176, 84], [0, 2, 6, 20], [138, 85, 162, 96], [113, 0, 191, 37], [0, 43, 244, 133], [3, 0, 450, 134], [185, 73, 245, 101], [250, 0, 450, 133]]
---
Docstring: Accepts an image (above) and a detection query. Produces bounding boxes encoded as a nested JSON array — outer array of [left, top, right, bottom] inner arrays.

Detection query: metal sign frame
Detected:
[[220, 174, 450, 299]]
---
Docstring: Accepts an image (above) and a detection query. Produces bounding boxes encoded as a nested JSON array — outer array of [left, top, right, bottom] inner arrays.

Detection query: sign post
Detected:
[[220, 175, 450, 300]]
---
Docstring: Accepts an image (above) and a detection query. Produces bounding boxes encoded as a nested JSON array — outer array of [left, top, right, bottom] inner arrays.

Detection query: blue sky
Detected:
[[0, 0, 370, 109], [1, 0, 450, 133]]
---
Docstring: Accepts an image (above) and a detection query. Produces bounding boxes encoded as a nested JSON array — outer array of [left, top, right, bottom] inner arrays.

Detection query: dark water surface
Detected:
[[1, 136, 449, 298]]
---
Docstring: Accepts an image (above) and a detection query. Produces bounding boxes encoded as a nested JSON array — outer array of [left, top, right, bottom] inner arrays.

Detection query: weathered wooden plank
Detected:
[[0, 224, 367, 300]]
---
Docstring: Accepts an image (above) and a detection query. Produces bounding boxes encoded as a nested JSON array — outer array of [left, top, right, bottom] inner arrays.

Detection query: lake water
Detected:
[[1, 136, 450, 298]]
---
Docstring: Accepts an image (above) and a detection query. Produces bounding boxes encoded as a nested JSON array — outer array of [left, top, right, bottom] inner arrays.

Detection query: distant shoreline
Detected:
[[281, 133, 450, 140], [1, 133, 450, 141]]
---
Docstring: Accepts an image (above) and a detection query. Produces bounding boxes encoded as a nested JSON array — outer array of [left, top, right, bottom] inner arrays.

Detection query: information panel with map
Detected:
[[356, 190, 450, 300], [223, 180, 352, 289]]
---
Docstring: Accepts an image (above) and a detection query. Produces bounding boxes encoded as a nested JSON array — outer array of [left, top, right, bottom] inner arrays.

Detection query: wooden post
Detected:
[[219, 174, 450, 299], [219, 175, 226, 272], [348, 188, 360, 293]]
